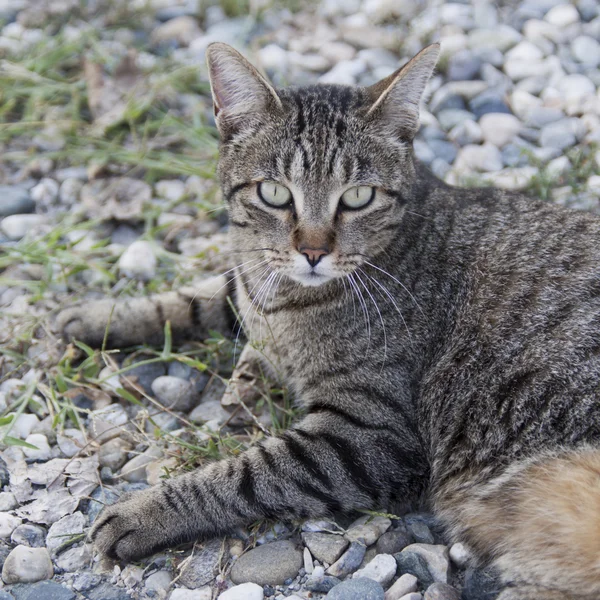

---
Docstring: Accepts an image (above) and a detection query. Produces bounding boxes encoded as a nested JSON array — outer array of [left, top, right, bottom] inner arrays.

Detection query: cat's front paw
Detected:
[[90, 487, 192, 561], [55, 302, 110, 347]]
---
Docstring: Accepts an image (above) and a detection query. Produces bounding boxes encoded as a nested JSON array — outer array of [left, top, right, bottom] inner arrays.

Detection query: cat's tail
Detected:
[[434, 446, 600, 600]]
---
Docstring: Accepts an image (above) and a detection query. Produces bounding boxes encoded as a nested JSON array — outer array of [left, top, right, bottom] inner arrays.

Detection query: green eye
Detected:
[[258, 181, 292, 207], [340, 186, 375, 209]]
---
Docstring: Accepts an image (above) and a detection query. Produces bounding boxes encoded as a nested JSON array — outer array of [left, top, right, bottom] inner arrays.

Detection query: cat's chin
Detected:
[[288, 271, 334, 287]]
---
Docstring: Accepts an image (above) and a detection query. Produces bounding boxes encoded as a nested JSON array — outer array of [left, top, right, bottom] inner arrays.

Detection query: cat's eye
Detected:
[[340, 186, 375, 209], [258, 181, 292, 208]]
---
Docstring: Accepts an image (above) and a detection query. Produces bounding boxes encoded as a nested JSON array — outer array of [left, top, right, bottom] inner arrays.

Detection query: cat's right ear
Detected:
[[366, 43, 440, 140], [206, 43, 282, 139]]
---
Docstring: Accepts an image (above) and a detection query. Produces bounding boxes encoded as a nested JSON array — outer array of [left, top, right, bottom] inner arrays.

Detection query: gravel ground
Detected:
[[0, 0, 599, 599]]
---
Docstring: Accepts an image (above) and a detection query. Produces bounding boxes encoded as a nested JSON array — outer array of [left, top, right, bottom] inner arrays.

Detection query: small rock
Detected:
[[448, 543, 471, 568], [399, 545, 449, 585], [84, 582, 130, 600], [73, 572, 102, 592], [118, 241, 157, 281], [398, 594, 423, 600], [11, 524, 45, 547], [219, 582, 264, 600], [145, 570, 173, 598], [448, 120, 482, 146], [376, 528, 413, 555], [98, 437, 132, 471], [54, 543, 92, 572], [7, 580, 75, 600], [9, 414, 39, 440], [545, 3, 579, 26], [230, 540, 302, 586], [405, 520, 435, 545], [540, 118, 582, 150], [447, 49, 481, 81], [462, 568, 502, 600], [189, 400, 229, 424], [1, 545, 53, 584], [395, 551, 434, 587], [302, 532, 349, 565], [424, 583, 461, 600], [0, 493, 17, 512], [120, 446, 164, 483], [305, 575, 342, 593], [325, 577, 384, 600], [169, 589, 212, 600], [345, 515, 391, 546], [156, 179, 187, 201], [22, 434, 51, 462], [0, 187, 34, 217], [58, 178, 83, 205], [384, 573, 418, 600], [46, 512, 86, 555], [546, 156, 571, 179], [56, 428, 86, 458], [303, 547, 313, 575], [177, 538, 222, 588], [87, 487, 119, 523], [479, 114, 521, 148], [30, 178, 59, 207], [152, 376, 197, 412], [353, 553, 396, 586], [127, 360, 167, 394], [151, 17, 201, 47], [0, 514, 22, 539], [437, 109, 476, 131], [326, 542, 366, 578], [468, 25, 521, 52], [454, 143, 503, 172], [482, 166, 539, 191]]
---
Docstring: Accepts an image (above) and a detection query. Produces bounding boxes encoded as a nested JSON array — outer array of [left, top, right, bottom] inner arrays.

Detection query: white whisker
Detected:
[[348, 272, 371, 354], [355, 269, 387, 371]]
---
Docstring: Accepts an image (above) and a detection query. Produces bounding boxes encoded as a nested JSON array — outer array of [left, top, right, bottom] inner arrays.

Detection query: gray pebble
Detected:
[[447, 50, 481, 81], [424, 583, 461, 600], [151, 376, 196, 411], [230, 540, 302, 586], [86, 487, 119, 523], [178, 539, 225, 588], [72, 572, 101, 592], [8, 581, 75, 600], [305, 575, 341, 593], [0, 187, 34, 217], [84, 583, 131, 600], [127, 360, 167, 394], [376, 527, 413, 555], [326, 542, 366, 578], [427, 140, 457, 165], [10, 524, 45, 548], [437, 109, 475, 131], [302, 532, 349, 565], [395, 550, 434, 587], [325, 577, 384, 600]]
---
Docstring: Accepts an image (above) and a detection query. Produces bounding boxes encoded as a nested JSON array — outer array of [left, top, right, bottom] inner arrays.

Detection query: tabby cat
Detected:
[[57, 43, 600, 600]]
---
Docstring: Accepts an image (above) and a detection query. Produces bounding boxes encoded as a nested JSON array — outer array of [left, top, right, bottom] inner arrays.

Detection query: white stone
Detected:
[[120, 445, 163, 483], [145, 569, 173, 597], [506, 41, 544, 62], [57, 428, 87, 457], [345, 515, 392, 546], [59, 178, 83, 205], [479, 113, 521, 148], [353, 553, 397, 586], [118, 240, 157, 281], [0, 214, 45, 240], [385, 573, 419, 600], [449, 543, 472, 568], [400, 544, 450, 584], [151, 16, 202, 47], [454, 143, 503, 173], [0, 513, 22, 539], [46, 512, 87, 554], [320, 41, 356, 63], [304, 547, 314, 575], [546, 156, 571, 179], [572, 36, 600, 67], [510, 89, 543, 121], [169, 589, 212, 600], [9, 413, 40, 439], [398, 594, 423, 600], [482, 167, 539, 191], [22, 433, 51, 461], [151, 376, 196, 412], [218, 582, 264, 600], [54, 544, 92, 572], [587, 175, 600, 192], [156, 179, 186, 202], [289, 51, 330, 72], [557, 74, 596, 103], [1, 545, 53, 584], [545, 4, 579, 26], [30, 178, 59, 206], [319, 58, 367, 85], [258, 43, 289, 72], [0, 493, 17, 512], [467, 25, 521, 52], [448, 120, 483, 146]]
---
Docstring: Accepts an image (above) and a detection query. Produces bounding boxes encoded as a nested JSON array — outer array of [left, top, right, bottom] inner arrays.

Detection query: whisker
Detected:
[[348, 272, 371, 354], [205, 258, 269, 304], [355, 269, 387, 371], [364, 261, 425, 317]]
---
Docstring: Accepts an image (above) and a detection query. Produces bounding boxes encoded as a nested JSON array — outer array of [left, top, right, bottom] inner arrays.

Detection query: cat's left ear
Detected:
[[366, 43, 440, 140], [206, 42, 282, 139]]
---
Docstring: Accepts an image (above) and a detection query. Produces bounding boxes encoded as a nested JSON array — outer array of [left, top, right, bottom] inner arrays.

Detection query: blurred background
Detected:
[[0, 1, 599, 597]]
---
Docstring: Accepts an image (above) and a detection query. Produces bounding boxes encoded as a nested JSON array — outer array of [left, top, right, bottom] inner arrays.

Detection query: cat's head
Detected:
[[206, 43, 439, 288]]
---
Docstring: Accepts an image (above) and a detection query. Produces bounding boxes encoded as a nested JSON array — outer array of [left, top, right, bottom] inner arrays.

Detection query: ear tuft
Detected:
[[206, 42, 282, 137], [366, 43, 440, 139]]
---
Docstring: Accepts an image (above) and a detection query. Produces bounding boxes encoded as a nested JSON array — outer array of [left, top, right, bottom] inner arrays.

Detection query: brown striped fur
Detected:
[[56, 44, 600, 598]]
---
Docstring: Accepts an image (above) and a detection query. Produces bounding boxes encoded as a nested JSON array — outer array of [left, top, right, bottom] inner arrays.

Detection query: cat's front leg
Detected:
[[56, 275, 234, 347], [91, 404, 425, 560]]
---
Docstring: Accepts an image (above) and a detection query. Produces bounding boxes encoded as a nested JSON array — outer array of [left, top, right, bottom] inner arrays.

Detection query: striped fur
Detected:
[[59, 44, 600, 597]]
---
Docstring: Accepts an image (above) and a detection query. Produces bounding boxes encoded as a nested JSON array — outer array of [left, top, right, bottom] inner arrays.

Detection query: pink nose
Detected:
[[299, 246, 329, 268]]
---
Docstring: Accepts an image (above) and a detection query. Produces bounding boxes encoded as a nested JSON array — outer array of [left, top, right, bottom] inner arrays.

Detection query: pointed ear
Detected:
[[206, 42, 282, 138], [366, 43, 440, 140]]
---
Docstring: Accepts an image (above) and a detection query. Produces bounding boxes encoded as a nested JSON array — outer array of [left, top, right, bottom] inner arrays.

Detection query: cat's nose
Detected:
[[299, 246, 329, 268]]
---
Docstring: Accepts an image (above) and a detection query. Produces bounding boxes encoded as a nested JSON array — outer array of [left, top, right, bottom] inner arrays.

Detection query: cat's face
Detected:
[[207, 43, 439, 288]]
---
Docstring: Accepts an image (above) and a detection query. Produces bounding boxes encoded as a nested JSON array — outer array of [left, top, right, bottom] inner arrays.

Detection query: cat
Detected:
[[56, 42, 600, 600]]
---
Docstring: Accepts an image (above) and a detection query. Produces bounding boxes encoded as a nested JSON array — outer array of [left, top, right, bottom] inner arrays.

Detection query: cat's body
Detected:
[[57, 44, 600, 599]]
